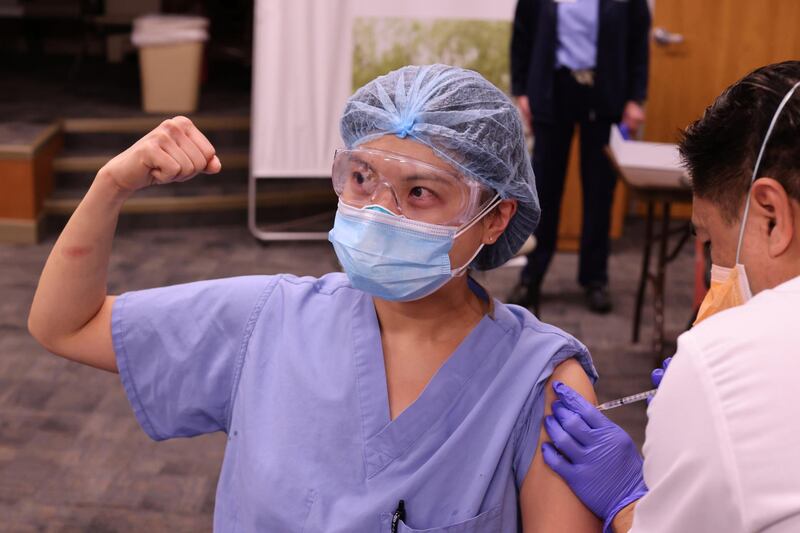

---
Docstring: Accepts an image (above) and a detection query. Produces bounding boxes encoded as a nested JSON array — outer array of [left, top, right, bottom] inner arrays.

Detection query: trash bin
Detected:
[[132, 15, 209, 113]]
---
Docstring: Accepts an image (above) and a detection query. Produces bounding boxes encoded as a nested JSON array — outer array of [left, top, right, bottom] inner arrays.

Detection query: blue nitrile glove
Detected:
[[648, 357, 672, 404], [542, 382, 647, 533], [651, 357, 672, 387]]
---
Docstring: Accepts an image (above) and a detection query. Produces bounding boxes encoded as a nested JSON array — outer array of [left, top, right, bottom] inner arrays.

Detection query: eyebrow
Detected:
[[349, 154, 460, 185], [350, 155, 375, 171], [401, 174, 452, 184]]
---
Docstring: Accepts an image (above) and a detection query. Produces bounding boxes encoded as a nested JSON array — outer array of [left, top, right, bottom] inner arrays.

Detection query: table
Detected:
[[626, 186, 693, 356], [605, 127, 693, 357]]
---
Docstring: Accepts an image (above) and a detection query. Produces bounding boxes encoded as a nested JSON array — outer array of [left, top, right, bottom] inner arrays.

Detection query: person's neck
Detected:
[[782, 233, 800, 284], [755, 233, 800, 292], [767, 256, 800, 290], [372, 275, 487, 341]]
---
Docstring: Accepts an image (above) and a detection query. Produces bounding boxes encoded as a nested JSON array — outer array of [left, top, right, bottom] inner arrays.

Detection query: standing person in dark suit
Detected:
[[509, 0, 651, 314]]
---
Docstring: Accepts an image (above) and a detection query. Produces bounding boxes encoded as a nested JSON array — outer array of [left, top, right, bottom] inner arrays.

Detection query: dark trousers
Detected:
[[521, 69, 618, 288]]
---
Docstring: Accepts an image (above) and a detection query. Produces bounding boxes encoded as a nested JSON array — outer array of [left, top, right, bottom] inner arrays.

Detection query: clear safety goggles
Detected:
[[331, 148, 496, 227]]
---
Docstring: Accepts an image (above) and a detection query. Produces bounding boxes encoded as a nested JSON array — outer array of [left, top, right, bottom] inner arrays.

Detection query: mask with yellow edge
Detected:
[[694, 80, 800, 325]]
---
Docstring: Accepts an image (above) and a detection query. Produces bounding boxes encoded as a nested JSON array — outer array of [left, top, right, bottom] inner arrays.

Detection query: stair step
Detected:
[[44, 192, 335, 215], [37, 113, 307, 231], [54, 167, 248, 190], [62, 129, 250, 153], [51, 176, 248, 199], [53, 151, 249, 173], [44, 180, 336, 215], [56, 115, 250, 168], [61, 115, 249, 134], [45, 194, 249, 215]]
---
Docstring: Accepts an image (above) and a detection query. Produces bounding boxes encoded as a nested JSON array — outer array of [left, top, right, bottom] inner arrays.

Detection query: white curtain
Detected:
[[250, 0, 516, 178]]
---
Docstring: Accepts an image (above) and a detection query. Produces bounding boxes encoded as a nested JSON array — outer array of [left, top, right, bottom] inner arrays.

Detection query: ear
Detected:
[[481, 199, 518, 245], [750, 177, 795, 258]]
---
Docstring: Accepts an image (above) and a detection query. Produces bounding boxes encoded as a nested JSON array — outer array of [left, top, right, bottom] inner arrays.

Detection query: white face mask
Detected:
[[694, 80, 800, 325]]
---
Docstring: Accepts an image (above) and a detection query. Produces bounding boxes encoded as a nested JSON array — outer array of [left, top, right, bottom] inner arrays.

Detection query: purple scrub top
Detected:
[[112, 273, 597, 532]]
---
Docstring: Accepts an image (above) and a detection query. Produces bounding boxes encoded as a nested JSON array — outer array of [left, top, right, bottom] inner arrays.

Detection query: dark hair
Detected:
[[679, 60, 800, 223]]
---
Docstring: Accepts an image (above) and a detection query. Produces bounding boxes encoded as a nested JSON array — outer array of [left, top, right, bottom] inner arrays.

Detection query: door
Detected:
[[646, 0, 800, 144], [557, 0, 800, 248], [644, 0, 800, 217]]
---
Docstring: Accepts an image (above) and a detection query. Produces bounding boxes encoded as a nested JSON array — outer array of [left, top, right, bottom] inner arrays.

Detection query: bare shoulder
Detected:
[[519, 356, 600, 532], [547, 357, 597, 406]]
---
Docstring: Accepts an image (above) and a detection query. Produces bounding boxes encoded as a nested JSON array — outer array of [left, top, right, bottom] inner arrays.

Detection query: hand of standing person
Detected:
[[516, 95, 532, 128], [622, 101, 646, 137]]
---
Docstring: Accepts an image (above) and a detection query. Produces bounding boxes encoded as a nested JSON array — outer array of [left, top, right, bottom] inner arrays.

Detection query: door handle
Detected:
[[653, 27, 685, 46]]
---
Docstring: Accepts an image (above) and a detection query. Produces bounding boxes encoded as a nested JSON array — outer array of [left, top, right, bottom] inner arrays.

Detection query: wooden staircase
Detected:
[[44, 114, 336, 234], [47, 115, 251, 217]]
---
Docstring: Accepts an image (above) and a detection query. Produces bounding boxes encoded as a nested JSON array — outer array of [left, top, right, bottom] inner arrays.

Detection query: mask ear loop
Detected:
[[452, 243, 486, 276], [735, 80, 800, 264]]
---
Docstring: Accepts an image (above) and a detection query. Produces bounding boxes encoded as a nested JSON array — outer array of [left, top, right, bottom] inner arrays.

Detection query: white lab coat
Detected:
[[631, 274, 800, 533]]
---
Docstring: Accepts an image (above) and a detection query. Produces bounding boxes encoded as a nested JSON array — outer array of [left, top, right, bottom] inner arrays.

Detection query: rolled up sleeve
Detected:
[[112, 275, 278, 441]]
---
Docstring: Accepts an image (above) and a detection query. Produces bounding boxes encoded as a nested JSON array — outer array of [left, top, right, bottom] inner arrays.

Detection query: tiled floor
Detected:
[[0, 218, 695, 531]]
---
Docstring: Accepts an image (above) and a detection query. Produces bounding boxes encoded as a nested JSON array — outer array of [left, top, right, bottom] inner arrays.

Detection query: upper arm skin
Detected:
[[520, 357, 601, 533], [30, 295, 118, 373]]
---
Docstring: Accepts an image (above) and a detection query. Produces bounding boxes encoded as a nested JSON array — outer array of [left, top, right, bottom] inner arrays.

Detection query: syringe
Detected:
[[596, 388, 657, 411]]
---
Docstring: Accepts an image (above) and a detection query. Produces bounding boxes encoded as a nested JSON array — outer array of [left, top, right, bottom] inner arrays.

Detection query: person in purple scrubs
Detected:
[[29, 65, 604, 532]]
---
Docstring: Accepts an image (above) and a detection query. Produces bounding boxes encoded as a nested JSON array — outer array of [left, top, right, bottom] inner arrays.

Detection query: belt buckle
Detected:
[[572, 69, 595, 87]]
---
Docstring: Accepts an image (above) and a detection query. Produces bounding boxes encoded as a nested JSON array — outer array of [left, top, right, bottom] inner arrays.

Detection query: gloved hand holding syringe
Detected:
[[596, 388, 657, 411], [541, 357, 673, 531], [595, 357, 672, 411]]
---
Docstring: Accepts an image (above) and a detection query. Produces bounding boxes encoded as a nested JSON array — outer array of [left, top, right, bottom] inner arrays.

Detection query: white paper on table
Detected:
[[608, 125, 690, 190]]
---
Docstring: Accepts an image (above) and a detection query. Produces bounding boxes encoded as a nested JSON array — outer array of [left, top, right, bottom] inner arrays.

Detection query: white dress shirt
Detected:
[[631, 274, 800, 532]]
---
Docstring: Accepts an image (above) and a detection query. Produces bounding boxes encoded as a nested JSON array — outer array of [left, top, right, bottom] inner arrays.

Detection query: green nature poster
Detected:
[[352, 18, 512, 95]]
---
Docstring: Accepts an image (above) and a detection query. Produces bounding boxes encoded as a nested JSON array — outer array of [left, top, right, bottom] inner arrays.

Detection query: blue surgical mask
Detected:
[[328, 199, 499, 301]]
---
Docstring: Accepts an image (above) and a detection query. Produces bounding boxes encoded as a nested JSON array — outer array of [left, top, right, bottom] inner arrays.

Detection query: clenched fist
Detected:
[[99, 116, 222, 193]]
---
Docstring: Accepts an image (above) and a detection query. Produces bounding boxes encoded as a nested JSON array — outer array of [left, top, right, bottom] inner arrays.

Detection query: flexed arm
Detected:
[[28, 117, 220, 372]]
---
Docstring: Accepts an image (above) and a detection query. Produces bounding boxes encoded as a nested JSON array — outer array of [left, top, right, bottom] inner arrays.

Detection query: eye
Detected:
[[410, 186, 426, 198], [409, 186, 438, 202], [349, 165, 375, 188]]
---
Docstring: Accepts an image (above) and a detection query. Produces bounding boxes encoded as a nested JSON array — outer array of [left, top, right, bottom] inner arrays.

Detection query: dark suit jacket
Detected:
[[510, 0, 651, 123]]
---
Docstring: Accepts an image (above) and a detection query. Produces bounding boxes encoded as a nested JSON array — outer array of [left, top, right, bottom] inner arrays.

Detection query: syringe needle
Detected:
[[596, 388, 658, 411]]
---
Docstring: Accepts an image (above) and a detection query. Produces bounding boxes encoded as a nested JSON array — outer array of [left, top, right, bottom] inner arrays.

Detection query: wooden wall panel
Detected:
[[0, 160, 37, 219], [0, 124, 61, 242]]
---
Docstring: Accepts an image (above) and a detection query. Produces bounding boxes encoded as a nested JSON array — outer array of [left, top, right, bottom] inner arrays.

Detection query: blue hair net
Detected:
[[340, 64, 540, 270]]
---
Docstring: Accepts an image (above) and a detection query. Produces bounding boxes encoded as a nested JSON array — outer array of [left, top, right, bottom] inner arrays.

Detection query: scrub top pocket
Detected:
[[381, 505, 503, 533]]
